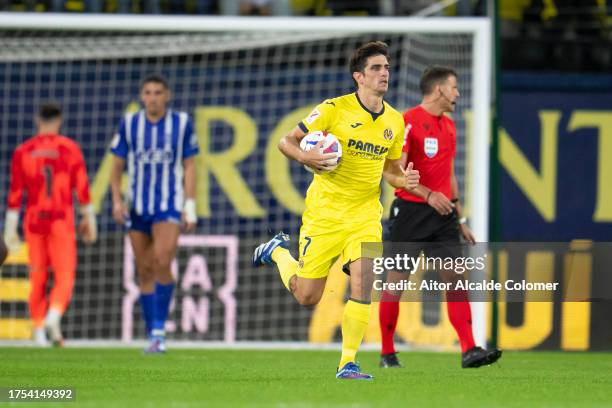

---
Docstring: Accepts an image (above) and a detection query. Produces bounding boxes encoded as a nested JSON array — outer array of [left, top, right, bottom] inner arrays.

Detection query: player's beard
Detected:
[[377, 81, 388, 96]]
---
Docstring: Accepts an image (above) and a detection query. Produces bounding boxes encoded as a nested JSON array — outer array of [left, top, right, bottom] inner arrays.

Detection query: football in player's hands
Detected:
[[299, 131, 342, 173]]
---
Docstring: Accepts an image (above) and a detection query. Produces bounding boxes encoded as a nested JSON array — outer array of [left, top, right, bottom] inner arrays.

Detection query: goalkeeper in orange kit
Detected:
[[4, 103, 97, 346]]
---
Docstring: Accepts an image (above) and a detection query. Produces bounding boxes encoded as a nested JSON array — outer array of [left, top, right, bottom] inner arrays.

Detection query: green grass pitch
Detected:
[[1, 348, 611, 407]]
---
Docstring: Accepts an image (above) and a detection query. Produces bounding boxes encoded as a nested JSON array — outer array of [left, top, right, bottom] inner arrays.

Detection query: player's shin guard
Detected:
[[271, 248, 298, 291], [446, 290, 475, 353], [339, 299, 371, 368], [140, 292, 155, 337], [379, 291, 401, 355], [152, 282, 175, 333]]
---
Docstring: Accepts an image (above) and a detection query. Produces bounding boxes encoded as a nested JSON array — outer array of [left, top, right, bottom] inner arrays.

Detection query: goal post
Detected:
[[0, 13, 491, 348]]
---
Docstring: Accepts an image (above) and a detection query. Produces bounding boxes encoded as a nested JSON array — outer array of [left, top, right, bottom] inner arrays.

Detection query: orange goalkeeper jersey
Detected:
[[7, 133, 91, 234]]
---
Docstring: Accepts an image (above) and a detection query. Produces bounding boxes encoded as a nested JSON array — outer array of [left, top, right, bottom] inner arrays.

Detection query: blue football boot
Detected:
[[336, 362, 373, 380], [253, 232, 291, 267]]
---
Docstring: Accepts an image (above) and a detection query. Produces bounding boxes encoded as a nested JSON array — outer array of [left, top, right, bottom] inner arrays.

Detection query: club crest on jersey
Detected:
[[305, 108, 321, 125], [424, 137, 438, 158], [383, 128, 393, 140]]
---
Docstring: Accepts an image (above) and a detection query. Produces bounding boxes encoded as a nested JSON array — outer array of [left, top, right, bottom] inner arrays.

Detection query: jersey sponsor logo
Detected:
[[305, 108, 321, 125], [424, 137, 438, 158], [383, 128, 394, 140], [350, 122, 363, 128], [135, 148, 174, 164], [347, 138, 389, 160]]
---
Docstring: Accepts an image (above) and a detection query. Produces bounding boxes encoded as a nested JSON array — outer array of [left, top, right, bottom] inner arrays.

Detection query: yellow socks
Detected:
[[339, 299, 371, 368], [271, 247, 298, 291], [271, 249, 371, 368]]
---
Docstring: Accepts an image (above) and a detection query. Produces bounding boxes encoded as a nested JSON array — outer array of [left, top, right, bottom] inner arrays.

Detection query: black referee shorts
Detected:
[[387, 198, 461, 260]]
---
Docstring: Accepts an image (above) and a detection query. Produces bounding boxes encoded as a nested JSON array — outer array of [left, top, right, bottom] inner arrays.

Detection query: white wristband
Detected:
[[80, 204, 98, 243], [458, 217, 467, 225], [183, 198, 197, 224]]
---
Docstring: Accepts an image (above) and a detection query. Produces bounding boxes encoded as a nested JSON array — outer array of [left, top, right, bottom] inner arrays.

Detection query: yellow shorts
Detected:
[[296, 220, 382, 279]]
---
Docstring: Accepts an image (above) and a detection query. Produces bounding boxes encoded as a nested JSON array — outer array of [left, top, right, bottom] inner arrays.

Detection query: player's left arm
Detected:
[[383, 157, 419, 191], [72, 143, 97, 244], [182, 157, 197, 232], [383, 120, 419, 190], [181, 117, 199, 232], [451, 161, 475, 244]]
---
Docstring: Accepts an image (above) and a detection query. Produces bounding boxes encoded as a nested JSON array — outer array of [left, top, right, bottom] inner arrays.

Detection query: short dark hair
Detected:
[[419, 66, 457, 95], [38, 102, 62, 121], [140, 73, 169, 91], [349, 41, 390, 88]]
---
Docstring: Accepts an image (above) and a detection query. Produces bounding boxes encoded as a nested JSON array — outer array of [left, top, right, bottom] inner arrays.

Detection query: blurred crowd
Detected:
[[0, 0, 482, 15], [0, 0, 609, 72], [501, 0, 611, 71]]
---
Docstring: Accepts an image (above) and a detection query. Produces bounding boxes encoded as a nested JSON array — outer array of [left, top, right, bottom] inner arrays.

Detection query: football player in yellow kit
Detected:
[[253, 41, 420, 380]]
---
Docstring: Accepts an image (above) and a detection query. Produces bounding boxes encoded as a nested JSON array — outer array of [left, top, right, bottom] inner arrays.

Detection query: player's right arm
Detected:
[[278, 100, 339, 172], [109, 119, 129, 225], [4, 147, 24, 252], [278, 127, 338, 172]]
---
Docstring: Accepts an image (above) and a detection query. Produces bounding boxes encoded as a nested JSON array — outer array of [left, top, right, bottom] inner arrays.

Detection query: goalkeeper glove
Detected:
[[3, 209, 23, 252]]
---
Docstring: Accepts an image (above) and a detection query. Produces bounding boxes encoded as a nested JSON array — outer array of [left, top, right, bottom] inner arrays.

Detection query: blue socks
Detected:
[[139, 293, 155, 338], [152, 282, 175, 334]]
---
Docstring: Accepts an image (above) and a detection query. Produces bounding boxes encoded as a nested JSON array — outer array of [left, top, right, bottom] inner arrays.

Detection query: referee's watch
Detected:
[[458, 217, 467, 225]]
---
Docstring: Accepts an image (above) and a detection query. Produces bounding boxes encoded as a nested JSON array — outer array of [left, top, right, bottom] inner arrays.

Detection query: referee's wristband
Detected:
[[458, 217, 467, 225]]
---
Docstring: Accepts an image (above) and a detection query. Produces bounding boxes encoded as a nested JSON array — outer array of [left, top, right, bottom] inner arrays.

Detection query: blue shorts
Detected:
[[126, 209, 181, 235]]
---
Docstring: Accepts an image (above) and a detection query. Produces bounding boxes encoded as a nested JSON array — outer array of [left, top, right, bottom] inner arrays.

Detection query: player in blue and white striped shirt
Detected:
[[109, 74, 199, 353]]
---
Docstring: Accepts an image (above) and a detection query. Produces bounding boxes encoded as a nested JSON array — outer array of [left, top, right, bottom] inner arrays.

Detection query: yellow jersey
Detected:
[[299, 92, 404, 226]]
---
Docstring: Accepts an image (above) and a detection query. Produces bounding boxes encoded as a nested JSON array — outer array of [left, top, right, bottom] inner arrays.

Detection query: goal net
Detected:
[[0, 15, 491, 348]]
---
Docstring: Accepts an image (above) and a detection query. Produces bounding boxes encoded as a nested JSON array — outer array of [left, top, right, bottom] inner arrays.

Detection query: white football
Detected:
[[299, 131, 342, 174]]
